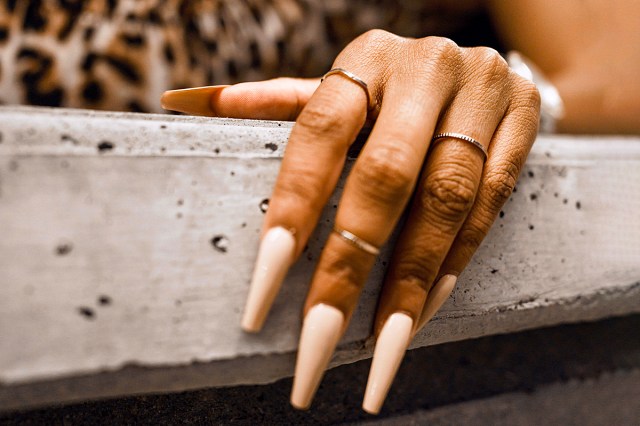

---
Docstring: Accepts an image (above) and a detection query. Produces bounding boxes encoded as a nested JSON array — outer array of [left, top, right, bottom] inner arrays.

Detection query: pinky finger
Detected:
[[422, 84, 540, 326]]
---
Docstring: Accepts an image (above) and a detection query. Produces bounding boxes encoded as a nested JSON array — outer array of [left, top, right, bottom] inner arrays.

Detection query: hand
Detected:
[[162, 29, 540, 414]]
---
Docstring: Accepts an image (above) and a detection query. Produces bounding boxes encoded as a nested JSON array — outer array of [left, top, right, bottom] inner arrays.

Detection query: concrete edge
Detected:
[[1, 281, 638, 412]]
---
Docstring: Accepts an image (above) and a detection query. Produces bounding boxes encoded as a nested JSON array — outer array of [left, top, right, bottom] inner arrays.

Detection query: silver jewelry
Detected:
[[431, 132, 488, 161], [333, 227, 380, 256], [506, 51, 565, 133], [321, 68, 371, 109]]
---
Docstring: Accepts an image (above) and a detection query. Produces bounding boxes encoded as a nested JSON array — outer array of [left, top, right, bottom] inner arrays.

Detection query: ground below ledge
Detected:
[[2, 314, 639, 425]]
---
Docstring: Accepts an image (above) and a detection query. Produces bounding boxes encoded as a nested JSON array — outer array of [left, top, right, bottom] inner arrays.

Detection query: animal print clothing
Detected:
[[0, 0, 488, 113]]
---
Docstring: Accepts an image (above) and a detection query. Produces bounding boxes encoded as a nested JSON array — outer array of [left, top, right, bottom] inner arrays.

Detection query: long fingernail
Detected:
[[160, 85, 229, 116], [290, 304, 344, 410], [362, 313, 413, 415], [241, 227, 296, 333], [416, 274, 456, 331]]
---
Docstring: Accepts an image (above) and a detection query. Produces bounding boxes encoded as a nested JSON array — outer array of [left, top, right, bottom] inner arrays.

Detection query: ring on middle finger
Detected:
[[333, 227, 381, 256]]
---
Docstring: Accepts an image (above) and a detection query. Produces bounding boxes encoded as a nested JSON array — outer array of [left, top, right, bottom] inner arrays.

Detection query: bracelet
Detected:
[[506, 51, 565, 133]]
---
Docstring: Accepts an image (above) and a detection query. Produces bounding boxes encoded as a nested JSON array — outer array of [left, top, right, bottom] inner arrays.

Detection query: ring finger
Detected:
[[362, 48, 513, 414]]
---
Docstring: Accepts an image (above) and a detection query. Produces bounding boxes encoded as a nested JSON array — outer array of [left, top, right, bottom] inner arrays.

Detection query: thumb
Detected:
[[161, 77, 320, 120]]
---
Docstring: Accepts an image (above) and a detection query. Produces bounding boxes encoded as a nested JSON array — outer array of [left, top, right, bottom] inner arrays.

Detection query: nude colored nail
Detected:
[[241, 227, 296, 333], [362, 313, 413, 415], [416, 274, 456, 331], [160, 85, 229, 116], [290, 304, 344, 410]]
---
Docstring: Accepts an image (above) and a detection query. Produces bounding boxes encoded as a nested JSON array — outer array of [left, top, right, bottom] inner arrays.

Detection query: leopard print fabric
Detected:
[[0, 0, 487, 113]]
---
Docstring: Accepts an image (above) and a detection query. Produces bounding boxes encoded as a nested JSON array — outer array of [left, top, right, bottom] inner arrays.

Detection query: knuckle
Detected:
[[465, 46, 510, 88], [392, 259, 434, 291], [408, 36, 461, 94], [422, 170, 477, 222], [418, 36, 460, 57], [295, 100, 348, 138], [324, 254, 366, 291], [482, 160, 520, 210], [417, 36, 461, 68], [512, 76, 542, 112], [348, 29, 402, 58], [360, 28, 395, 44], [353, 146, 416, 203], [468, 46, 508, 70], [276, 166, 326, 211], [457, 221, 487, 250]]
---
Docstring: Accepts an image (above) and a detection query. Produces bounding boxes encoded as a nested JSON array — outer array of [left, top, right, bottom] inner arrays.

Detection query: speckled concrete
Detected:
[[1, 107, 639, 410]]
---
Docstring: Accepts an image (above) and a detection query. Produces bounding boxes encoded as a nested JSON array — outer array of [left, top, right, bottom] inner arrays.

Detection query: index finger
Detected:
[[240, 67, 375, 332]]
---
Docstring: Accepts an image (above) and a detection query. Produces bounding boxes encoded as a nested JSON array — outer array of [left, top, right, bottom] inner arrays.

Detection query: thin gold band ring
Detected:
[[321, 68, 371, 109], [432, 132, 488, 161], [333, 227, 380, 256]]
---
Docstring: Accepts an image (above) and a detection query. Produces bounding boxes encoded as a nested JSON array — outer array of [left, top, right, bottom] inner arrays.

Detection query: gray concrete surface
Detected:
[[1, 106, 640, 410]]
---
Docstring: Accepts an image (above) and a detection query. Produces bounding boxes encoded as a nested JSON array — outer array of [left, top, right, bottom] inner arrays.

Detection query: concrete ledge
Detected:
[[1, 106, 639, 410]]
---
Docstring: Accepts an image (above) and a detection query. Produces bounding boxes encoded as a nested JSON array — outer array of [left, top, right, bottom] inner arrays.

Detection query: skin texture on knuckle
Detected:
[[336, 29, 402, 73], [304, 236, 378, 316], [354, 29, 404, 53], [460, 46, 511, 103], [421, 169, 478, 224], [456, 220, 490, 254], [415, 36, 461, 66], [389, 259, 435, 293], [306, 244, 374, 315], [273, 165, 330, 213], [439, 230, 484, 277], [332, 28, 407, 105], [480, 162, 520, 211], [410, 37, 462, 91], [466, 46, 509, 74], [323, 256, 365, 292], [352, 146, 416, 206], [509, 74, 542, 120], [294, 97, 353, 139]]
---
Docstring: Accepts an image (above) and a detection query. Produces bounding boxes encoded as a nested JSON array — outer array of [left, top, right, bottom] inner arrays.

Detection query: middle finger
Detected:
[[291, 40, 461, 409]]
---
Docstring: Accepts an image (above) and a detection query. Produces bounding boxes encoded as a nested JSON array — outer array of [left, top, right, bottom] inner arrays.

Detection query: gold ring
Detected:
[[321, 68, 371, 110], [432, 132, 488, 161], [333, 227, 380, 256]]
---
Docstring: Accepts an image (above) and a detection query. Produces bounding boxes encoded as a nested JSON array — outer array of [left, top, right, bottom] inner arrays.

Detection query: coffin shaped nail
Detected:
[[290, 304, 344, 410], [362, 313, 413, 415], [160, 85, 228, 116], [416, 274, 456, 331], [241, 227, 296, 333]]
